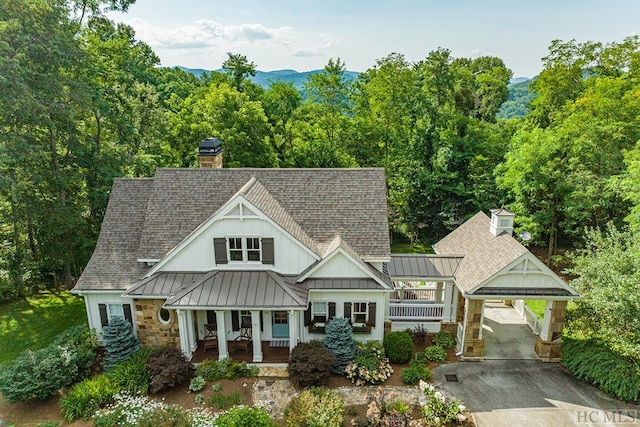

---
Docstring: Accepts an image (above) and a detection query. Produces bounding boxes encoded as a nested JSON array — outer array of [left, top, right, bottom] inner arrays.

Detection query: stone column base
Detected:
[[535, 335, 562, 362], [440, 321, 457, 335], [383, 321, 392, 335], [462, 338, 484, 358]]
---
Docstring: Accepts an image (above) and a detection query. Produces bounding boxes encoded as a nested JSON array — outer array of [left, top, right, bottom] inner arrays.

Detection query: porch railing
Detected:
[[390, 288, 438, 302], [389, 303, 444, 321], [514, 300, 543, 336]]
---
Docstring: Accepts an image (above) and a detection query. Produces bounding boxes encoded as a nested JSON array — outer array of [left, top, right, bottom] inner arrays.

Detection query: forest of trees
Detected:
[[2, 0, 640, 303]]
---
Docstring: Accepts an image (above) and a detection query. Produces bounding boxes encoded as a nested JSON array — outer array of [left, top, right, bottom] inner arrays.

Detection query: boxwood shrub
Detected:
[[383, 331, 414, 364], [562, 337, 640, 402]]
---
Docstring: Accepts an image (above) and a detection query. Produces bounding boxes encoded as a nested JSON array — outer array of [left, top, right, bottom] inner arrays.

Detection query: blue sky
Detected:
[[108, 0, 640, 78]]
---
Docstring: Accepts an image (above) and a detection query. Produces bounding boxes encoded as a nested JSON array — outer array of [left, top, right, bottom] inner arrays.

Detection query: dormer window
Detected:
[[213, 237, 274, 265]]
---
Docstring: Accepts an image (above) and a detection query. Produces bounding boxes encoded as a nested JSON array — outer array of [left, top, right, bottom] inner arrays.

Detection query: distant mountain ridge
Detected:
[[177, 66, 360, 89]]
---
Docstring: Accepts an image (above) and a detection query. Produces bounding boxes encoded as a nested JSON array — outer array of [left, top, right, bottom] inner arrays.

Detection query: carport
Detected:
[[434, 209, 580, 361]]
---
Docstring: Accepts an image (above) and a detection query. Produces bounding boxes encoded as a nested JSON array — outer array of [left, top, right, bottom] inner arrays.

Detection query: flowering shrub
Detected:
[[93, 393, 217, 427], [284, 387, 344, 427], [345, 342, 393, 386], [419, 381, 467, 426]]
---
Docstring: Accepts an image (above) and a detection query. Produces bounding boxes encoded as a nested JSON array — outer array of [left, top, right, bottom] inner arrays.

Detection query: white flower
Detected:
[[434, 391, 443, 400], [457, 413, 467, 422], [458, 404, 466, 412]]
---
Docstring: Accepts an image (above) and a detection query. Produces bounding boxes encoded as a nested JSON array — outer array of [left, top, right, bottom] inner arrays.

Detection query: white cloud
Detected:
[[290, 38, 338, 58], [127, 18, 293, 50]]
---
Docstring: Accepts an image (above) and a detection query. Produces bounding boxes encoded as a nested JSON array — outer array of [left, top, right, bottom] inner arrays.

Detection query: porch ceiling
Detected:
[[164, 270, 307, 309]]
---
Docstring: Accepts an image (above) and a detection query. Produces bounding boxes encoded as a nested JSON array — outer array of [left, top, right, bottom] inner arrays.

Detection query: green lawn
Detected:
[[0, 291, 87, 364], [391, 242, 434, 254], [525, 300, 546, 319]]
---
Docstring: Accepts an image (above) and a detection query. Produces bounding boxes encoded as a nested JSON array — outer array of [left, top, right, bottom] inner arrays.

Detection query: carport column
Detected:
[[216, 311, 228, 360], [288, 310, 298, 353], [251, 310, 263, 362], [462, 299, 485, 358], [535, 300, 567, 361]]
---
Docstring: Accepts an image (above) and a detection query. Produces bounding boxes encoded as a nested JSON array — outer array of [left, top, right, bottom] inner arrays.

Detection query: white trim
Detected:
[[144, 195, 320, 277], [137, 258, 160, 263], [298, 247, 391, 289], [390, 276, 457, 282], [464, 294, 579, 301], [466, 252, 579, 296], [363, 257, 391, 263], [71, 289, 124, 295]]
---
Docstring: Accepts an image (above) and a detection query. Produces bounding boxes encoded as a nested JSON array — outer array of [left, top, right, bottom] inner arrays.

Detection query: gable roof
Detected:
[[75, 168, 390, 291], [74, 179, 153, 291], [433, 211, 529, 293], [137, 168, 390, 261]]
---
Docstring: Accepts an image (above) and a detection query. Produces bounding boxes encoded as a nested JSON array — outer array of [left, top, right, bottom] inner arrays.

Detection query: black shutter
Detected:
[[231, 310, 240, 331], [99, 304, 108, 327], [304, 303, 312, 326], [367, 302, 376, 327], [328, 302, 336, 320], [344, 302, 352, 322], [262, 238, 274, 265], [123, 304, 133, 324], [207, 310, 217, 325], [260, 312, 263, 332], [214, 238, 228, 265]]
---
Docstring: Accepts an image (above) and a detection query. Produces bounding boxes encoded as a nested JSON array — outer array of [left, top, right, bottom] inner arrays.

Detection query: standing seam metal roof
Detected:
[[386, 254, 463, 279]]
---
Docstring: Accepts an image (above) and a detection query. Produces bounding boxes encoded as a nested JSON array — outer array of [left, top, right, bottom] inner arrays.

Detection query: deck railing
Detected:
[[388, 303, 444, 321], [514, 300, 543, 335], [390, 288, 438, 302]]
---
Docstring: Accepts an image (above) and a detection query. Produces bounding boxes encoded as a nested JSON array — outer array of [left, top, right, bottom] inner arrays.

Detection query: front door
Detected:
[[272, 311, 289, 338]]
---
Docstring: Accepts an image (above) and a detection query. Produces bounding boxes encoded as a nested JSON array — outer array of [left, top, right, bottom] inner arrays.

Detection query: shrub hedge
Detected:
[[288, 340, 335, 388], [562, 337, 640, 402], [383, 331, 414, 364], [0, 325, 97, 402]]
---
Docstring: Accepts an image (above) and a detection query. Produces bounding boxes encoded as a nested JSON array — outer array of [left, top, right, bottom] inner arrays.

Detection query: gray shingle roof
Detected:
[[387, 254, 462, 280], [433, 211, 528, 293], [164, 270, 307, 309], [74, 179, 153, 291], [138, 168, 390, 260]]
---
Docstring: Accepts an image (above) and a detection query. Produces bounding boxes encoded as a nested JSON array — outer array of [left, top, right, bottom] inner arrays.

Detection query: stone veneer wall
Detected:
[[456, 292, 465, 323], [534, 300, 567, 361], [134, 298, 180, 348], [462, 299, 484, 358]]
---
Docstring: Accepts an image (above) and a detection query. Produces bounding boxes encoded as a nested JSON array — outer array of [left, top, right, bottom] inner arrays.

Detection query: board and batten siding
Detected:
[[482, 256, 567, 290], [159, 217, 317, 274], [83, 293, 136, 337], [302, 290, 387, 342], [307, 252, 370, 278]]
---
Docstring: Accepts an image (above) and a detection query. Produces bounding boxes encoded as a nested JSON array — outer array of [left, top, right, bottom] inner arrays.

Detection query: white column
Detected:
[[176, 309, 191, 359], [436, 282, 444, 303], [216, 311, 228, 360], [539, 300, 554, 341], [251, 310, 263, 362], [186, 310, 197, 352], [451, 286, 459, 322], [288, 310, 297, 353], [443, 283, 454, 322]]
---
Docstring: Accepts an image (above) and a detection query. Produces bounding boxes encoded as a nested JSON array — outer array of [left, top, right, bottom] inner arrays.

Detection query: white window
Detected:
[[247, 238, 261, 261], [228, 237, 261, 263], [240, 310, 252, 328], [353, 302, 367, 324], [500, 219, 511, 227], [312, 302, 328, 322], [108, 303, 124, 323], [229, 238, 244, 261]]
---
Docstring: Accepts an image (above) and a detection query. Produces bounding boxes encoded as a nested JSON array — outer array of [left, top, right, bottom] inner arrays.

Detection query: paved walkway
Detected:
[[482, 301, 537, 360], [432, 360, 640, 427]]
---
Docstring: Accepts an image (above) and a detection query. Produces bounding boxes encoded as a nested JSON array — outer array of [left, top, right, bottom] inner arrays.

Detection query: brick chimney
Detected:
[[198, 138, 223, 168], [489, 208, 515, 236]]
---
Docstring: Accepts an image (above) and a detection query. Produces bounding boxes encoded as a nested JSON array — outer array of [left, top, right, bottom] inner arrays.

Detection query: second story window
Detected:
[[214, 237, 274, 265], [229, 238, 244, 261], [246, 238, 261, 261]]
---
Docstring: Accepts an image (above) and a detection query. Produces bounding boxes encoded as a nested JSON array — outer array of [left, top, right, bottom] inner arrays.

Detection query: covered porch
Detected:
[[190, 339, 290, 364], [385, 254, 463, 332]]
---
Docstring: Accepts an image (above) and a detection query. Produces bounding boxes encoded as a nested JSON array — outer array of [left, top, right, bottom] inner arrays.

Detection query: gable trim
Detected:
[[466, 251, 578, 296], [143, 194, 320, 278], [298, 247, 391, 289]]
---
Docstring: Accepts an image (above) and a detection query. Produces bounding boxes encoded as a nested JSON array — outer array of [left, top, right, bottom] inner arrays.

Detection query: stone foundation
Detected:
[[134, 298, 180, 348], [440, 321, 457, 335], [462, 299, 485, 358], [535, 336, 562, 361]]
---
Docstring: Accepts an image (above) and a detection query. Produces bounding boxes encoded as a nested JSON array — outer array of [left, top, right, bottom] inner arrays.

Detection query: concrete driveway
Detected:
[[482, 302, 537, 359], [433, 360, 639, 427]]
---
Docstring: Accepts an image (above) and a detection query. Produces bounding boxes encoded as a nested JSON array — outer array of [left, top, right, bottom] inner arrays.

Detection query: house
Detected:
[[72, 139, 579, 363]]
